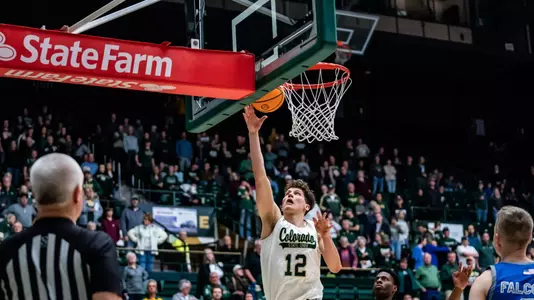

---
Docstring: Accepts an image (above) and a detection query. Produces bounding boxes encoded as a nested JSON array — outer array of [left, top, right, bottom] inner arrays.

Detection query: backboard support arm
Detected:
[[68, 0, 163, 34], [184, 0, 205, 48]]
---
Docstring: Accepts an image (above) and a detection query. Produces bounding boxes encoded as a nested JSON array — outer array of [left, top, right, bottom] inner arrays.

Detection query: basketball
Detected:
[[252, 88, 285, 113]]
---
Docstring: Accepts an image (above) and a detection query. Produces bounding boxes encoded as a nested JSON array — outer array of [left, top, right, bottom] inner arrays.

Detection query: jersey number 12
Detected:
[[284, 254, 307, 277]]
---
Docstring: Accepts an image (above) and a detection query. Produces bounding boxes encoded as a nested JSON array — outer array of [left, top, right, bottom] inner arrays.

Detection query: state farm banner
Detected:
[[0, 24, 255, 99]]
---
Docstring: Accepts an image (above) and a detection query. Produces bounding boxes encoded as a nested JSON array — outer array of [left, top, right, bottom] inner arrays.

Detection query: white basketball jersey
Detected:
[[261, 217, 323, 300]]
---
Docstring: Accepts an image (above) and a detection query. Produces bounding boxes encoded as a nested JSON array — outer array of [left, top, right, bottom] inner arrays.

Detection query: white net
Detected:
[[282, 63, 352, 143]]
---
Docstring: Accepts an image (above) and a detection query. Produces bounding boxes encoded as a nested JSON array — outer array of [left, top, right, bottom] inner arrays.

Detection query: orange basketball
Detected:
[[252, 88, 285, 113]]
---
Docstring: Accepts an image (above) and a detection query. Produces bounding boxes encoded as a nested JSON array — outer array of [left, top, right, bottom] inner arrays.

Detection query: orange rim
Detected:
[[336, 42, 352, 56], [282, 62, 351, 90]]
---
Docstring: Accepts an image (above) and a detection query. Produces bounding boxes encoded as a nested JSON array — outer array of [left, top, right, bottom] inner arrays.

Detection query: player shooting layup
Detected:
[[449, 206, 534, 300], [243, 106, 341, 300]]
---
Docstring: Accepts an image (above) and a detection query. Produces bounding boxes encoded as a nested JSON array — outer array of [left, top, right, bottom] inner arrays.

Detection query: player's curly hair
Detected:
[[284, 179, 315, 214]]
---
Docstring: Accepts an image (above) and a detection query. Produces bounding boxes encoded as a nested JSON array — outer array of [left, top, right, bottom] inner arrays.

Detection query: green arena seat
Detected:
[[357, 289, 374, 300], [323, 287, 339, 300], [339, 287, 358, 299], [321, 277, 338, 288]]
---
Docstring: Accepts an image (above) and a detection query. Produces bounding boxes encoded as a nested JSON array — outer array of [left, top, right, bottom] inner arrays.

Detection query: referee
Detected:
[[0, 153, 121, 300]]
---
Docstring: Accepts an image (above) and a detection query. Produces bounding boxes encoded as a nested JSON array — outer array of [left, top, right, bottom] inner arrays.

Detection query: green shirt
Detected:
[[240, 197, 255, 211], [415, 265, 441, 289], [439, 237, 458, 251], [320, 194, 343, 216], [479, 242, 496, 269], [338, 229, 357, 244], [440, 263, 458, 291], [346, 193, 359, 209]]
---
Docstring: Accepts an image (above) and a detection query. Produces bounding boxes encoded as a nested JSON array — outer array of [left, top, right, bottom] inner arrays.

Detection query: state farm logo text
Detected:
[[2, 32, 173, 77], [0, 32, 17, 61], [2, 69, 177, 92]]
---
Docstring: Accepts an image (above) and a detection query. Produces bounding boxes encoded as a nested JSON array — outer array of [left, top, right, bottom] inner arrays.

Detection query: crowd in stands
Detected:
[[1, 104, 534, 300]]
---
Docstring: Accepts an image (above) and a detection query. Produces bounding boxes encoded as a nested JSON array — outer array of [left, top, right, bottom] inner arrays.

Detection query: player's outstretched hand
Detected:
[[453, 262, 473, 290], [243, 105, 267, 134], [313, 211, 333, 238]]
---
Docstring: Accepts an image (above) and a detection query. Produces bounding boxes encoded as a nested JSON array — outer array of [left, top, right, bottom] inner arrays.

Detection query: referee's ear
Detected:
[[73, 184, 84, 217]]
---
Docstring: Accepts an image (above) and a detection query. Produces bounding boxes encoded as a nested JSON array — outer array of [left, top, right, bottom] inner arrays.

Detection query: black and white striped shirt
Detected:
[[0, 217, 121, 300]]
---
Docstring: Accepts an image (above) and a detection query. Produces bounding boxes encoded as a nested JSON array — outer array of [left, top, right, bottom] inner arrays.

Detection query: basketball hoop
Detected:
[[334, 41, 352, 65], [281, 62, 352, 143]]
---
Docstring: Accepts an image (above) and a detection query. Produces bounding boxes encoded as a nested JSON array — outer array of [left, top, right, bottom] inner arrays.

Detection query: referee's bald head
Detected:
[[30, 153, 84, 213]]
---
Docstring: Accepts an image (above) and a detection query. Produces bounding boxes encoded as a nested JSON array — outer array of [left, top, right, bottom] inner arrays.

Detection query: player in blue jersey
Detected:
[[450, 206, 534, 300]]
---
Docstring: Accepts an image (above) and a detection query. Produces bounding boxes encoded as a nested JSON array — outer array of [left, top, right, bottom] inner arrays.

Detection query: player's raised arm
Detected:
[[243, 106, 282, 238]]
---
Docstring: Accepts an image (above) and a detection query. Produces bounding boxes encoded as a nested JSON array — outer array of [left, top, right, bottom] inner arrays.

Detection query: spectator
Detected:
[[87, 221, 97, 231], [346, 183, 359, 210], [0, 175, 17, 212], [78, 187, 103, 227], [171, 231, 192, 272], [396, 257, 421, 299], [356, 236, 374, 268], [371, 155, 385, 194], [95, 164, 114, 198], [176, 132, 193, 171], [463, 256, 482, 299], [127, 213, 168, 272], [356, 138, 370, 159], [211, 286, 224, 300], [12, 221, 23, 234], [338, 219, 357, 245], [478, 232, 496, 270], [122, 252, 149, 300], [121, 196, 145, 246], [438, 228, 458, 251], [244, 240, 262, 286], [228, 264, 251, 299], [412, 237, 426, 270], [3, 193, 35, 228], [490, 187, 504, 221], [372, 233, 394, 268], [73, 137, 91, 161], [384, 159, 397, 193], [136, 140, 156, 183], [456, 237, 479, 265], [415, 253, 441, 300], [202, 273, 231, 300], [474, 183, 488, 223], [172, 279, 198, 300], [341, 209, 361, 236], [423, 236, 450, 267], [239, 186, 255, 240], [295, 154, 310, 180], [370, 213, 391, 241], [319, 185, 343, 217], [197, 248, 225, 298], [218, 235, 238, 265], [101, 207, 121, 243], [83, 169, 104, 196], [81, 153, 99, 175], [337, 236, 358, 275], [0, 213, 16, 239], [391, 214, 409, 260], [22, 149, 38, 182], [143, 279, 163, 300], [440, 252, 461, 300]]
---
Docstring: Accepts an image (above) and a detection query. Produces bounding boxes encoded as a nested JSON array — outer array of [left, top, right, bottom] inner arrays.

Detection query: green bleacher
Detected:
[[148, 271, 379, 300]]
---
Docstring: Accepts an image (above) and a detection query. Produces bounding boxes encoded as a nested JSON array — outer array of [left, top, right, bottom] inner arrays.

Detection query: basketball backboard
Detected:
[[336, 10, 379, 55], [185, 0, 378, 133]]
